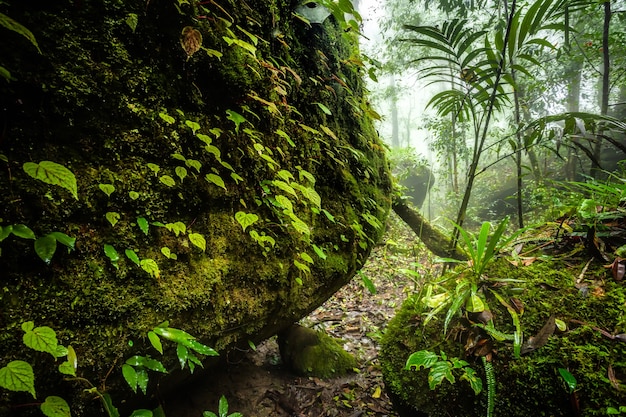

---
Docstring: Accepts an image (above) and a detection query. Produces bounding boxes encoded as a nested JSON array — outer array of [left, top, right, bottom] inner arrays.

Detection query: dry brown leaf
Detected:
[[521, 315, 555, 355], [608, 364, 621, 390], [181, 26, 202, 58]]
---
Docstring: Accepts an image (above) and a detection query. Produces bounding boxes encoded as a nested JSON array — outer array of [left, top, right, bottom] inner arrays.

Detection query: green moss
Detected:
[[279, 324, 357, 378], [0, 0, 391, 413], [380, 257, 626, 417]]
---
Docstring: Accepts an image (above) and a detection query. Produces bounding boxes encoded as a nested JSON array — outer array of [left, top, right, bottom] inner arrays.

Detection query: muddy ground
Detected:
[[162, 213, 434, 417]]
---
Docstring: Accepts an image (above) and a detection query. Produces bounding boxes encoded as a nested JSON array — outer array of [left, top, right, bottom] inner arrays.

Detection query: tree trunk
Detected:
[[392, 199, 466, 261]]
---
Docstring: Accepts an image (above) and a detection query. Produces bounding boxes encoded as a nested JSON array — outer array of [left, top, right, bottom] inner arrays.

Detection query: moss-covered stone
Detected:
[[278, 324, 357, 378], [0, 0, 391, 414], [380, 257, 626, 417]]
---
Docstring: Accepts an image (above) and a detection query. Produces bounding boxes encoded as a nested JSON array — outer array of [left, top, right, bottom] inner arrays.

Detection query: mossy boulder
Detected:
[[0, 0, 391, 414], [278, 324, 357, 378], [380, 257, 626, 417]]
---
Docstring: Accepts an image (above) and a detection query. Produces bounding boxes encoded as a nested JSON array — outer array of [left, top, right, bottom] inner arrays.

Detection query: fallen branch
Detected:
[[392, 198, 467, 261]]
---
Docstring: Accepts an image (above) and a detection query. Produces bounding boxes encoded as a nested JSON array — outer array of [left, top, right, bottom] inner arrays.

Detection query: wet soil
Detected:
[[162, 213, 431, 417]]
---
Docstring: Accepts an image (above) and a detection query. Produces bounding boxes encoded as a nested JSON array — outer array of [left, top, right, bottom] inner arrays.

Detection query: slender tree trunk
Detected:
[[592, 0, 611, 177], [452, 0, 516, 246], [565, 59, 583, 180], [513, 72, 524, 228], [390, 76, 400, 148]]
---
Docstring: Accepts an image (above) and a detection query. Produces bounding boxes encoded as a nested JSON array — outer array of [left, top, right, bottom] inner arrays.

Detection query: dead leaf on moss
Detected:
[[606, 257, 626, 281], [608, 364, 621, 390], [181, 26, 202, 58], [508, 256, 537, 267], [521, 315, 555, 355]]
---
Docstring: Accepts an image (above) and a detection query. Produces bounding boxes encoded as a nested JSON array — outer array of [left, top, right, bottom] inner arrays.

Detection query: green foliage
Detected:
[[557, 367, 577, 394], [23, 161, 78, 200], [123, 322, 219, 394], [40, 396, 71, 417], [405, 350, 482, 394], [432, 218, 525, 333], [0, 360, 35, 398], [99, 183, 115, 197], [0, 223, 75, 263], [482, 357, 495, 417], [203, 395, 243, 417]]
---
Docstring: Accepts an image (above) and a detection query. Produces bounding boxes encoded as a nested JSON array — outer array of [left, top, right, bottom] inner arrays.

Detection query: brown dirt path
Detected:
[[163, 213, 431, 417]]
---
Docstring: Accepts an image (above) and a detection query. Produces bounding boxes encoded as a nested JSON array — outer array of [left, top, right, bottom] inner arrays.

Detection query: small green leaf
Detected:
[[226, 109, 246, 133], [160, 175, 176, 187], [235, 211, 259, 232], [136, 368, 149, 395], [0, 225, 13, 241], [34, 235, 57, 264], [466, 293, 485, 313], [122, 364, 138, 393], [140, 259, 160, 278], [312, 244, 327, 260], [58, 361, 76, 377], [428, 360, 455, 390], [186, 159, 202, 172], [219, 395, 228, 417], [129, 191, 140, 200], [406, 350, 439, 371], [158, 112, 175, 124], [275, 195, 293, 212], [67, 345, 77, 371], [125, 13, 138, 32], [185, 120, 201, 133], [23, 325, 58, 356], [23, 161, 78, 200], [314, 102, 332, 115], [165, 221, 186, 236], [300, 252, 314, 264], [152, 326, 195, 343], [359, 271, 376, 295], [183, 339, 219, 356], [11, 224, 35, 239], [146, 163, 160, 175], [99, 183, 115, 197], [48, 232, 75, 250], [175, 166, 187, 182], [125, 249, 141, 265], [137, 217, 149, 235], [205, 173, 226, 190], [176, 343, 189, 369], [0, 360, 35, 398], [555, 318, 567, 332], [558, 368, 577, 394], [104, 244, 120, 267], [188, 233, 206, 252], [148, 331, 163, 354], [106, 212, 121, 227], [40, 396, 71, 417], [0, 12, 41, 52], [294, 259, 310, 273]]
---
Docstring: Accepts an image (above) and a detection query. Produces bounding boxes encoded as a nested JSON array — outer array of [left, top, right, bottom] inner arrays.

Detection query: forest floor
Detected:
[[163, 213, 435, 417]]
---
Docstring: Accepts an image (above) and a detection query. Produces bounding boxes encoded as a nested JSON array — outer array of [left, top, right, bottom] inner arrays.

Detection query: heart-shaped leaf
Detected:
[[235, 211, 259, 232]]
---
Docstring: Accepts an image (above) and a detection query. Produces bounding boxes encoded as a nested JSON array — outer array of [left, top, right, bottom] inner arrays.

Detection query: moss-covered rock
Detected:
[[278, 324, 357, 378], [0, 0, 391, 414], [380, 257, 626, 417]]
